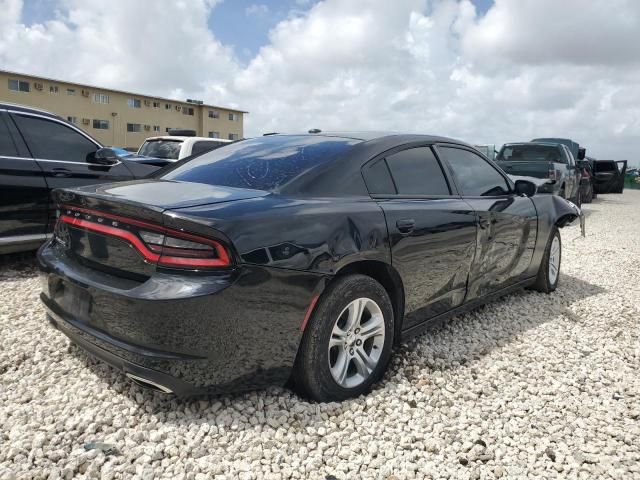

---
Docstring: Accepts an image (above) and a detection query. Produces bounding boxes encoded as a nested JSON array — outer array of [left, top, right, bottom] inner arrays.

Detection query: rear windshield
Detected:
[[497, 145, 564, 163], [158, 135, 360, 191], [138, 140, 182, 159]]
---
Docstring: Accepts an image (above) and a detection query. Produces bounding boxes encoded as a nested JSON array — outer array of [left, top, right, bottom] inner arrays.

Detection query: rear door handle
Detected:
[[396, 218, 415, 234], [52, 168, 72, 177]]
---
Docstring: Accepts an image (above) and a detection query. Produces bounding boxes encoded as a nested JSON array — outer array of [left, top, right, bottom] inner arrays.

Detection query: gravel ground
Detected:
[[1, 192, 639, 480]]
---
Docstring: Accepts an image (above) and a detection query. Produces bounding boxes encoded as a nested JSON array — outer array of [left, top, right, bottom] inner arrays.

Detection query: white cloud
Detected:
[[1, 0, 640, 160], [245, 4, 269, 16]]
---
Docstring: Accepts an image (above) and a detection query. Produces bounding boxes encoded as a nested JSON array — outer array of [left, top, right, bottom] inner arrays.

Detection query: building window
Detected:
[[228, 133, 239, 140], [208, 131, 220, 138], [228, 113, 238, 121], [183, 107, 194, 116], [153, 101, 161, 108], [67, 116, 77, 124], [153, 125, 160, 132], [128, 98, 141, 108], [208, 110, 219, 119], [93, 93, 109, 104], [49, 85, 59, 94], [165, 103, 171, 110], [127, 123, 141, 133], [92, 119, 109, 130], [8, 79, 30, 92], [67, 88, 75, 96]]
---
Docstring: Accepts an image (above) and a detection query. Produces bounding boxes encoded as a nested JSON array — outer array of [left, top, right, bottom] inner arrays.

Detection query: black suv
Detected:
[[0, 102, 161, 254]]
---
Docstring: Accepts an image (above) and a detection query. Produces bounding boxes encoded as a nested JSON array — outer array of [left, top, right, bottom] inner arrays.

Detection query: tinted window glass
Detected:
[[0, 116, 18, 157], [191, 141, 218, 156], [138, 140, 182, 159], [595, 161, 616, 172], [439, 147, 510, 196], [363, 159, 396, 195], [497, 144, 564, 163], [160, 135, 359, 191], [385, 147, 449, 195], [12, 114, 98, 162]]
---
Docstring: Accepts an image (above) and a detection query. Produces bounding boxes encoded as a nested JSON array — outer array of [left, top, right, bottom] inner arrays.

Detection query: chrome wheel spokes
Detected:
[[328, 297, 385, 388], [548, 235, 560, 284]]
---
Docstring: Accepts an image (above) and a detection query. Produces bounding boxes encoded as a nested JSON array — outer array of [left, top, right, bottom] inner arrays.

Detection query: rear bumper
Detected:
[[38, 241, 326, 396]]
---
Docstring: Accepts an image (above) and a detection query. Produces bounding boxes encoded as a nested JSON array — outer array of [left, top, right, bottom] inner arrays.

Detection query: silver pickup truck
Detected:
[[495, 142, 583, 206]]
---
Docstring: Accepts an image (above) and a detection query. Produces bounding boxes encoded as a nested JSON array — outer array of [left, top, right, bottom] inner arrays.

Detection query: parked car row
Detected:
[[0, 103, 232, 254]]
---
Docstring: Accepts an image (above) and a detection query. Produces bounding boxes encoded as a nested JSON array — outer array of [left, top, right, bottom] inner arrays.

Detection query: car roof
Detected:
[[270, 131, 471, 145], [0, 101, 63, 120], [143, 136, 233, 143], [503, 141, 563, 147]]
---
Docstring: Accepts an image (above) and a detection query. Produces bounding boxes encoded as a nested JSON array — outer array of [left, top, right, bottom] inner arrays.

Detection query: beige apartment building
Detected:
[[0, 69, 246, 149]]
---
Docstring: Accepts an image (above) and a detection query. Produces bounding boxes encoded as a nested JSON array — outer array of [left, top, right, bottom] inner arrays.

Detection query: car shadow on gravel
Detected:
[[393, 273, 606, 378], [0, 251, 39, 280], [66, 273, 605, 420]]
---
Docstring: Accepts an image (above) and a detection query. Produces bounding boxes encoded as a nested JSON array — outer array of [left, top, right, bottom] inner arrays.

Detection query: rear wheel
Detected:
[[293, 274, 394, 402], [532, 227, 561, 293]]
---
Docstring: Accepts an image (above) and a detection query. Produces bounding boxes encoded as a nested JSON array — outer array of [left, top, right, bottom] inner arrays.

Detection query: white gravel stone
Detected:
[[1, 192, 639, 479]]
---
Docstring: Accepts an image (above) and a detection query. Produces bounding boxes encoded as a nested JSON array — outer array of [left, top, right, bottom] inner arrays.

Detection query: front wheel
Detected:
[[532, 227, 561, 293], [293, 274, 394, 402]]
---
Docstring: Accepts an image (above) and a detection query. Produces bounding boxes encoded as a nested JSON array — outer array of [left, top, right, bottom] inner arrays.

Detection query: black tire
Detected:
[[532, 227, 561, 293], [559, 186, 566, 200], [293, 274, 394, 402]]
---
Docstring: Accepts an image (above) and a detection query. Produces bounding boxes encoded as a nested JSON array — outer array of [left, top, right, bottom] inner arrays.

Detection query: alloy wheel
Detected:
[[548, 235, 560, 285], [328, 297, 385, 388]]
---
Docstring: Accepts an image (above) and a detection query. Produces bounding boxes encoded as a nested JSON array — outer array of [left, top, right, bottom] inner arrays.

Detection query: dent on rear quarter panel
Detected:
[[164, 194, 392, 275]]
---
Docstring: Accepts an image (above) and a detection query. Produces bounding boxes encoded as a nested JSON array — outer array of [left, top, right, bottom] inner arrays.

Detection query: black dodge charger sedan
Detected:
[[38, 132, 582, 401]]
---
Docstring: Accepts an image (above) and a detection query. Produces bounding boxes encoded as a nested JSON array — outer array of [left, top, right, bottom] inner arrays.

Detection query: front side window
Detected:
[[128, 98, 141, 108], [126, 123, 141, 132], [439, 146, 510, 196], [93, 93, 109, 104], [12, 114, 98, 162], [8, 79, 30, 92], [384, 147, 450, 195], [92, 119, 109, 129]]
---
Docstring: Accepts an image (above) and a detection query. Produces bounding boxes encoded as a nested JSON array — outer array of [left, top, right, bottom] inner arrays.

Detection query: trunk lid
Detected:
[[51, 180, 267, 279]]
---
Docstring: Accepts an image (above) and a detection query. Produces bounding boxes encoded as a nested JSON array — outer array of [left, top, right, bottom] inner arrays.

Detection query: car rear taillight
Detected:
[[58, 205, 231, 269], [548, 168, 557, 181]]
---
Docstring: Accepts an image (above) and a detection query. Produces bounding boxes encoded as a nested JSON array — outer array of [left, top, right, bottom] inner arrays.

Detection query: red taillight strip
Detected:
[[59, 210, 230, 268]]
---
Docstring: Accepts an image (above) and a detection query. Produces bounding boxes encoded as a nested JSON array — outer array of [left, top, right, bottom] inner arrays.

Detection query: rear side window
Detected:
[[595, 161, 616, 172], [0, 115, 18, 157], [11, 114, 98, 162], [191, 141, 218, 156], [439, 146, 510, 196], [159, 135, 359, 191], [385, 147, 450, 195], [363, 159, 395, 195]]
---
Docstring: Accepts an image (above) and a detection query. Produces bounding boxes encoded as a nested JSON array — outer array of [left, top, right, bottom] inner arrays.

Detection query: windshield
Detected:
[[497, 144, 563, 163], [159, 135, 360, 191], [138, 140, 182, 159]]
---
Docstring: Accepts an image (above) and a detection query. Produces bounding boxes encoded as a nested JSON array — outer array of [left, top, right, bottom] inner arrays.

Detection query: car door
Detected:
[[436, 144, 538, 301], [0, 111, 50, 246], [9, 112, 135, 231], [362, 145, 478, 329], [562, 146, 580, 198], [593, 160, 625, 193]]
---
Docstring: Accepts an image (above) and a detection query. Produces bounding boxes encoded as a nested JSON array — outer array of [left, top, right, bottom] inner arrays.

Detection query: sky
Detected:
[[2, 0, 640, 163]]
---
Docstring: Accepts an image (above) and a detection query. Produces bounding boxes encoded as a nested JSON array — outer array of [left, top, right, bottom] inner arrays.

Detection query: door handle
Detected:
[[52, 168, 72, 177], [396, 219, 415, 234]]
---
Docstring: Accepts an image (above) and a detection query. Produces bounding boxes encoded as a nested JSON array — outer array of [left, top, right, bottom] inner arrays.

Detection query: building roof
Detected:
[[0, 69, 248, 114]]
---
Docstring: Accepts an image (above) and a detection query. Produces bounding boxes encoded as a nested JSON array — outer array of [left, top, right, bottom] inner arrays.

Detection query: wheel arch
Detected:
[[333, 260, 405, 344]]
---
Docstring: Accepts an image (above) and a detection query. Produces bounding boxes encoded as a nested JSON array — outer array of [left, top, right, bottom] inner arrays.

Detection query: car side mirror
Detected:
[[514, 179, 537, 197], [89, 147, 119, 165], [577, 148, 586, 160]]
